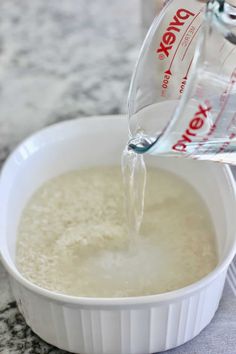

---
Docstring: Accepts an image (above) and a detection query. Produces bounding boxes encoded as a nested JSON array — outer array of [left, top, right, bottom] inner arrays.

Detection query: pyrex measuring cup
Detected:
[[128, 0, 236, 164]]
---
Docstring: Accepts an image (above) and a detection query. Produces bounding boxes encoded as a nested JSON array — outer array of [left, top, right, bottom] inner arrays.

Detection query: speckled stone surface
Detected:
[[0, 1, 236, 353], [0, 0, 141, 163]]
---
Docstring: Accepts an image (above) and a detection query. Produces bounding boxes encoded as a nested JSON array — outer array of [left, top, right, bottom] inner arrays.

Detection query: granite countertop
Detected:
[[0, 0, 140, 164], [0, 1, 236, 353]]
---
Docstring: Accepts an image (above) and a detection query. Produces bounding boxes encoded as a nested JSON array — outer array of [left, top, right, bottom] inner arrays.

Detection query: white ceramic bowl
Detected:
[[0, 116, 236, 354]]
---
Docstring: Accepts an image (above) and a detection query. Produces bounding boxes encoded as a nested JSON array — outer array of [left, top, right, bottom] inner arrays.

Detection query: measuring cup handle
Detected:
[[207, 0, 236, 44]]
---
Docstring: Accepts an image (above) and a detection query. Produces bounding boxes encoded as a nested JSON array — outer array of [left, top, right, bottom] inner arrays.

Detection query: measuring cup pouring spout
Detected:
[[128, 135, 159, 154], [128, 0, 236, 164]]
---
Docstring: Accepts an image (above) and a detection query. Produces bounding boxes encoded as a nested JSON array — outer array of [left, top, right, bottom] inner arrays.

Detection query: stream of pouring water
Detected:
[[121, 145, 147, 240]]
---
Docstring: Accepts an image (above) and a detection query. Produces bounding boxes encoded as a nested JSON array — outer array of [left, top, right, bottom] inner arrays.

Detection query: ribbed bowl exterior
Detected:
[[11, 270, 226, 354]]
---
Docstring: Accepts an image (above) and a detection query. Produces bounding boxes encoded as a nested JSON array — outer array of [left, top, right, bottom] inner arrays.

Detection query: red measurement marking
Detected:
[[165, 69, 171, 76], [219, 141, 230, 153], [181, 25, 201, 61], [161, 72, 171, 95], [167, 9, 202, 73], [179, 58, 193, 95], [207, 124, 217, 137], [194, 135, 209, 152], [183, 57, 194, 80], [179, 79, 187, 95], [218, 135, 236, 153]]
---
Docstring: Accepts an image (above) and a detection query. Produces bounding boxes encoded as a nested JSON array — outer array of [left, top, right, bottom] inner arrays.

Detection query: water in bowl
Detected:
[[16, 166, 217, 297]]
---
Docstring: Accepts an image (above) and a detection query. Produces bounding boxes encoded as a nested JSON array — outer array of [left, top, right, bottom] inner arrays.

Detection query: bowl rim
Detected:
[[1, 116, 236, 306]]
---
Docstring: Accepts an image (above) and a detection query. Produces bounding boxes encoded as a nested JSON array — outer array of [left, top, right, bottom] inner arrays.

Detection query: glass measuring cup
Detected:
[[128, 0, 236, 164]]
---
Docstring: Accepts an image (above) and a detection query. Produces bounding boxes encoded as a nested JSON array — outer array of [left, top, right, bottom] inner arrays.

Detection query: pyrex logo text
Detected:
[[172, 104, 212, 153], [157, 9, 195, 59]]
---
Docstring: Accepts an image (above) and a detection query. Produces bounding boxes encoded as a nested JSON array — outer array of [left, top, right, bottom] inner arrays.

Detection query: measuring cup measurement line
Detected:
[[163, 8, 204, 75], [179, 58, 194, 96], [181, 24, 202, 61], [183, 57, 194, 80], [218, 134, 236, 153], [194, 134, 236, 158], [219, 68, 236, 107], [213, 68, 236, 126]]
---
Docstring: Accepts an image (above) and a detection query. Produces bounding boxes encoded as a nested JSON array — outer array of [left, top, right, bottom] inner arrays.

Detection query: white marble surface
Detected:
[[0, 1, 236, 353], [0, 0, 141, 163]]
